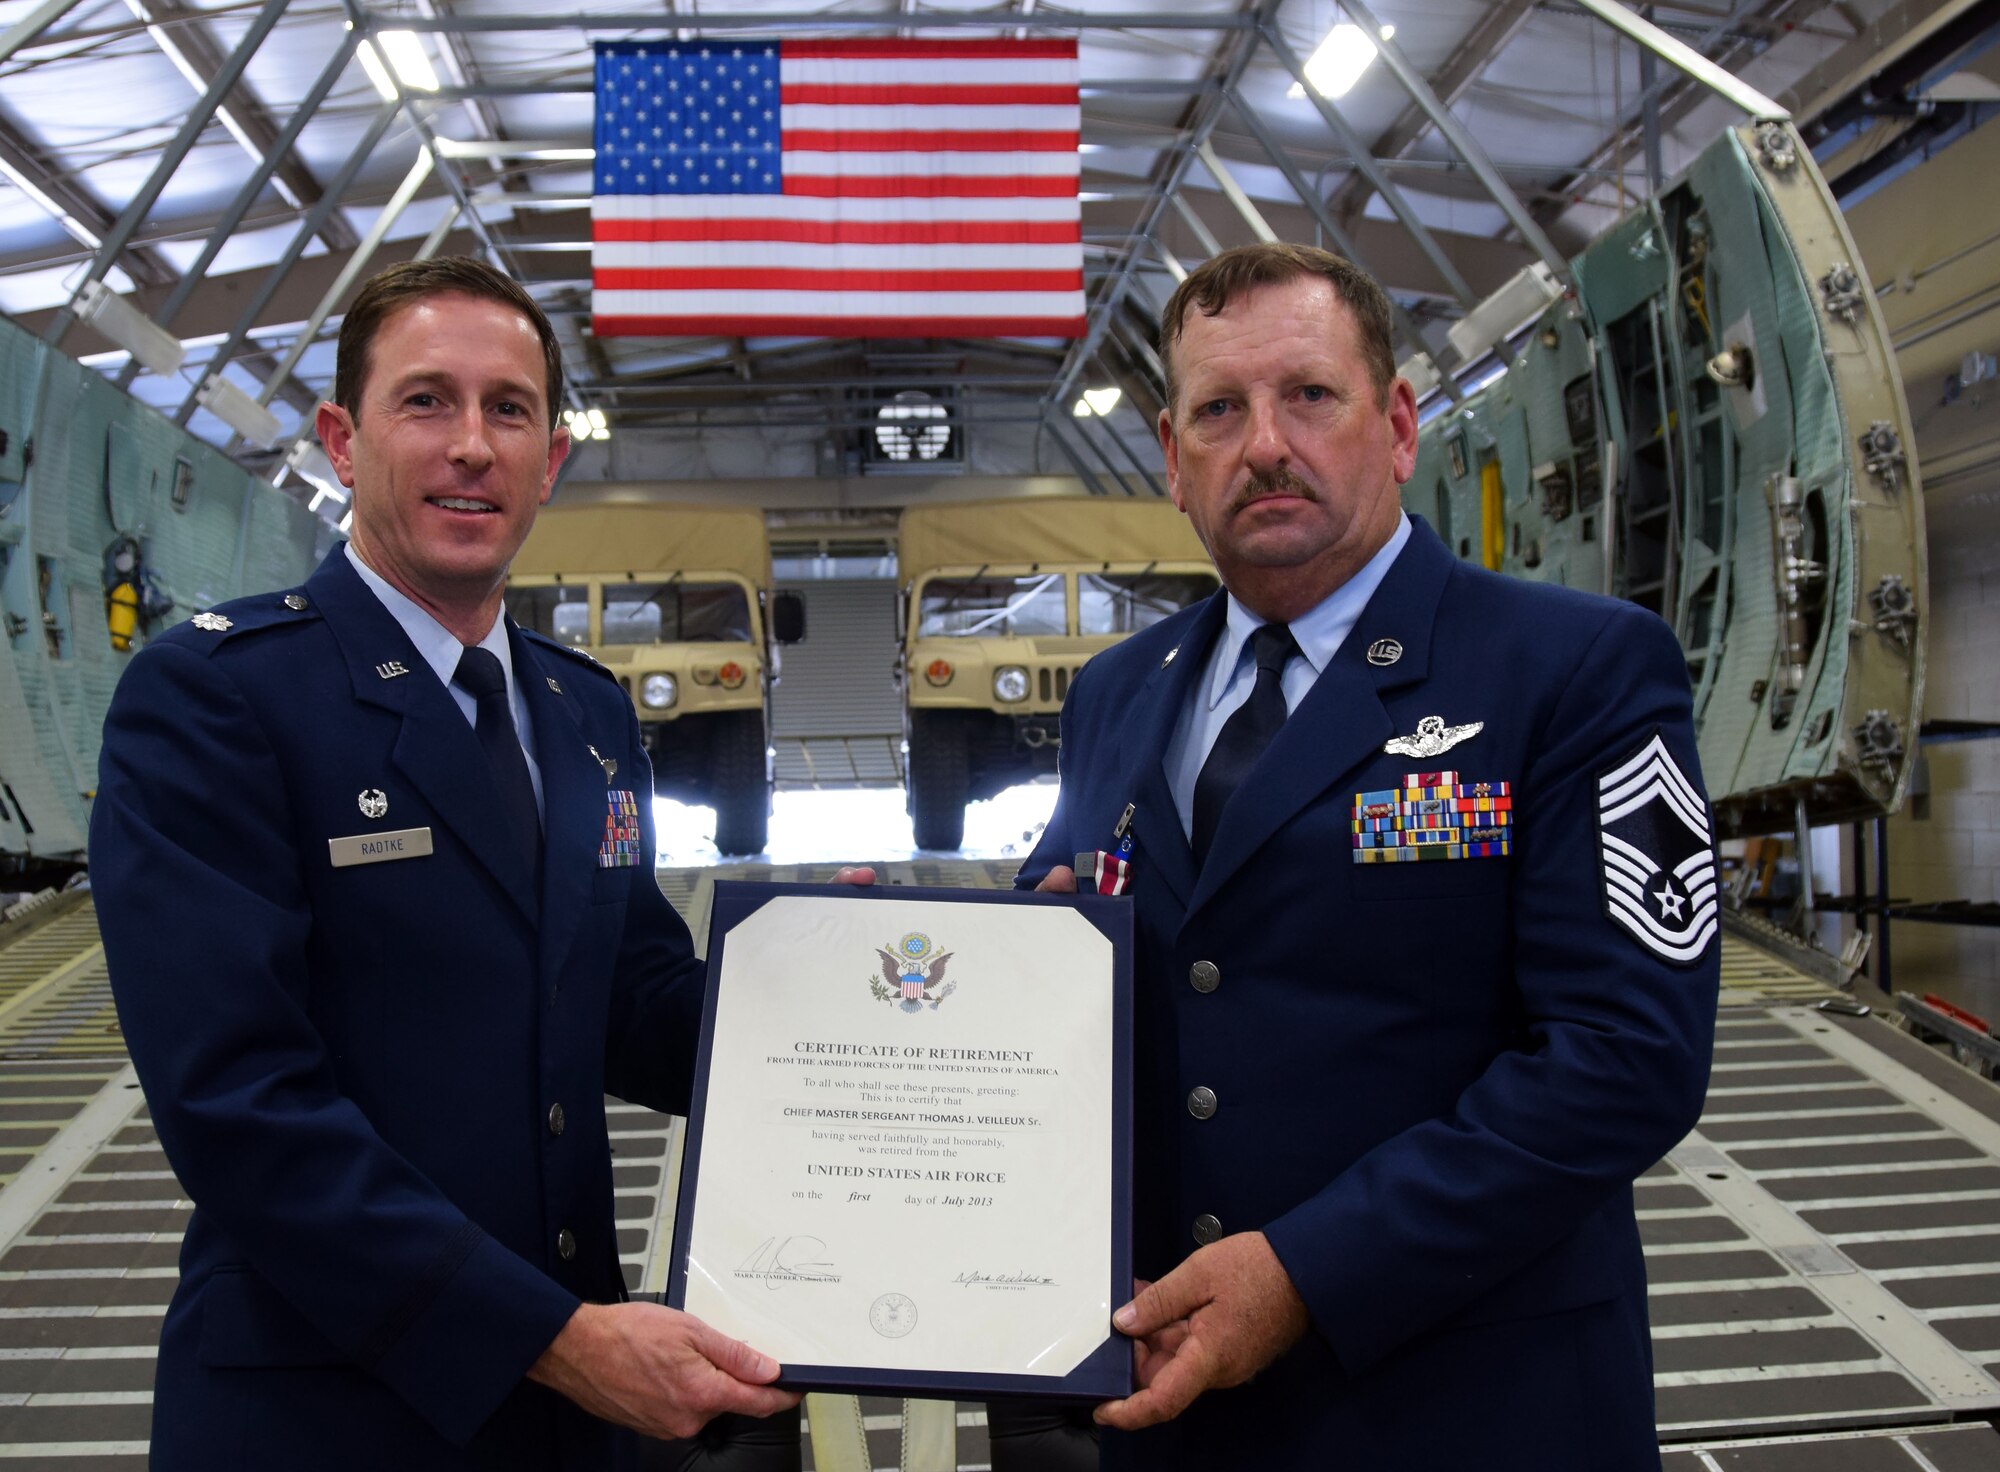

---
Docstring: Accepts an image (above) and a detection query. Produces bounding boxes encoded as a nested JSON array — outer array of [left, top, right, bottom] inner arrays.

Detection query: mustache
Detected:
[[1229, 467, 1319, 512]]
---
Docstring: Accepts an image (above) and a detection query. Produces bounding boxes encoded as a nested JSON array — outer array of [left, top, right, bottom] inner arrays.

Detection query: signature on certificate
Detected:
[[735, 1236, 842, 1288], [951, 1269, 1057, 1289]]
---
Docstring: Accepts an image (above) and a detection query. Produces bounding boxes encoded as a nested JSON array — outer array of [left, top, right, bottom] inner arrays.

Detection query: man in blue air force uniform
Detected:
[[90, 259, 805, 1469], [1016, 244, 1719, 1469]]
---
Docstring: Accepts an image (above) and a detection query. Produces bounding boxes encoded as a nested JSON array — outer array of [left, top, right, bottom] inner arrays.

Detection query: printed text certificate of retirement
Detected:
[[681, 895, 1113, 1379]]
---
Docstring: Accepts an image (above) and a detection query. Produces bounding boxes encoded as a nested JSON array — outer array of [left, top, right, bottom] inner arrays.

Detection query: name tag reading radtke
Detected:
[[328, 827, 434, 868]]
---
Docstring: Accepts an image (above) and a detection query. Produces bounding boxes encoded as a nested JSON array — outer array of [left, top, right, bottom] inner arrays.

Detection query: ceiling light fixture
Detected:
[[284, 442, 347, 512], [349, 25, 440, 100], [195, 373, 283, 449], [564, 407, 610, 442], [1072, 386, 1122, 417], [378, 31, 440, 92], [1287, 22, 1396, 101], [73, 280, 185, 378]]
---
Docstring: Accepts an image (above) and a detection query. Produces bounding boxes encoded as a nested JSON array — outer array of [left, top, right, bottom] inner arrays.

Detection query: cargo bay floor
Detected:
[[3, 865, 2000, 1471]]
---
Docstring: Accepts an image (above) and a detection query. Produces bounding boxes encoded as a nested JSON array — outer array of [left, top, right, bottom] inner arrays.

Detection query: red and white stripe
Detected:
[[592, 39, 1084, 339]]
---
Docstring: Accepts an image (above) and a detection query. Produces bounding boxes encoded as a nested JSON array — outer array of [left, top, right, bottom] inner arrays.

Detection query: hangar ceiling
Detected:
[[0, 0, 1992, 511]]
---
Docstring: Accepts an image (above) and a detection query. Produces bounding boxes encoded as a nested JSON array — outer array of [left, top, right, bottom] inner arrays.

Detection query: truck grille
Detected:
[[1036, 665, 1082, 703]]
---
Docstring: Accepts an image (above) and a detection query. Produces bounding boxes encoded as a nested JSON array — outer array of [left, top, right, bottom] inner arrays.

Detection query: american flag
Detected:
[[591, 39, 1085, 339]]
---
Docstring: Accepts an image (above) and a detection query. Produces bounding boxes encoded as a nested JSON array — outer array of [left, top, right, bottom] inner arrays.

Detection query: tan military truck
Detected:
[[506, 503, 804, 856], [898, 497, 1217, 850]]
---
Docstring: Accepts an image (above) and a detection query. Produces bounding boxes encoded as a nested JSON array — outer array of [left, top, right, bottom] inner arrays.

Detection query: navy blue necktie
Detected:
[[452, 646, 542, 868], [1192, 623, 1298, 864]]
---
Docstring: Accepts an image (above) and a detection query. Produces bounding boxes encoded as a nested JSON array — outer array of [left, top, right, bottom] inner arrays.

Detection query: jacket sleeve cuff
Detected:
[[1262, 1206, 1373, 1371], [367, 1230, 582, 1448]]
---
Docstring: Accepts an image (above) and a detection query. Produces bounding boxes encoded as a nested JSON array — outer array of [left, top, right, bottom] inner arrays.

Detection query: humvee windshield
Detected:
[[604, 582, 754, 644], [504, 585, 590, 646], [1078, 571, 1216, 635], [917, 573, 1065, 637]]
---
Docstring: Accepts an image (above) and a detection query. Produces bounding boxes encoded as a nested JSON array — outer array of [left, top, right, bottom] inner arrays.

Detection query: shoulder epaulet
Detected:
[[164, 587, 320, 653], [518, 627, 616, 679]]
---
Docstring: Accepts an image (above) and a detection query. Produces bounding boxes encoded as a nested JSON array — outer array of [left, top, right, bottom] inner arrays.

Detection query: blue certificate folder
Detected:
[[668, 880, 1136, 1402]]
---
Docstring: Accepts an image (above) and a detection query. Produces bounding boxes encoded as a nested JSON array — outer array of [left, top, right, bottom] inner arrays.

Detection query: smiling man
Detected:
[[90, 258, 799, 1470], [1012, 243, 1720, 1470]]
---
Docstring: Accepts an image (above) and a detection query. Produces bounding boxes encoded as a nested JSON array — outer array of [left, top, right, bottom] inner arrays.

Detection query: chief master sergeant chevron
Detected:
[[1017, 242, 1720, 1470], [89, 257, 803, 1470]]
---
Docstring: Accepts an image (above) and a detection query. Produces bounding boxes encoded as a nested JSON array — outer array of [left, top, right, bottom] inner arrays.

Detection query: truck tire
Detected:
[[711, 713, 771, 856], [908, 711, 969, 851]]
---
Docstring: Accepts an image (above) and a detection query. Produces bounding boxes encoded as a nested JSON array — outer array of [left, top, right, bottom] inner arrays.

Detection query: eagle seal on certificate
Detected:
[[873, 931, 957, 1013]]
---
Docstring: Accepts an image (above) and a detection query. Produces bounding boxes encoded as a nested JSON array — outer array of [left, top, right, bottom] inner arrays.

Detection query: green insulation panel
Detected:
[[1408, 122, 1926, 836], [0, 317, 325, 865]]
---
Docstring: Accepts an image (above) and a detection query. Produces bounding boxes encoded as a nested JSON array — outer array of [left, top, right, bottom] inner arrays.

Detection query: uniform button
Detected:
[[1189, 960, 1219, 993], [282, 593, 308, 611], [1187, 1086, 1217, 1120], [1192, 1214, 1222, 1246], [548, 1103, 566, 1136], [556, 1228, 576, 1261]]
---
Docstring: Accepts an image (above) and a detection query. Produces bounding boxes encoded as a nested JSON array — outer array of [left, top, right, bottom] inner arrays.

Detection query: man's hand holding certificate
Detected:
[[669, 883, 1134, 1401]]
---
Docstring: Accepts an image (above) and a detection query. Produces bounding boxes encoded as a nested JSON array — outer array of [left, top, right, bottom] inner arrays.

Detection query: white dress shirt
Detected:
[[344, 542, 546, 818], [1163, 513, 1412, 841]]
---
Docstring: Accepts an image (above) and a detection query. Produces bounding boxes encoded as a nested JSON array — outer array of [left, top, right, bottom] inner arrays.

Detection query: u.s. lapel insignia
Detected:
[[192, 612, 231, 632], [375, 660, 410, 680], [357, 789, 388, 820], [1597, 732, 1718, 966], [545, 676, 563, 695], [1366, 638, 1403, 667], [1161, 646, 1179, 668], [587, 744, 618, 781], [1384, 714, 1482, 759]]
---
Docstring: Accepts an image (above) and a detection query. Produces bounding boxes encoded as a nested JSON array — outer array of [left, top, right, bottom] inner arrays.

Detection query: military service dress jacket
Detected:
[[92, 547, 705, 1471], [1019, 518, 1720, 1471]]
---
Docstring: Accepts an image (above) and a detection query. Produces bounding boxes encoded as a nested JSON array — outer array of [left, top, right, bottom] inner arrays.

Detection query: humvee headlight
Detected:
[[718, 661, 746, 689], [993, 666, 1030, 703], [924, 659, 954, 687], [640, 673, 678, 709]]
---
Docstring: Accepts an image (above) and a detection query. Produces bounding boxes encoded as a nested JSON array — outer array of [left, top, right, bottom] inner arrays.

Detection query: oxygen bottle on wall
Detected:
[[104, 536, 141, 652]]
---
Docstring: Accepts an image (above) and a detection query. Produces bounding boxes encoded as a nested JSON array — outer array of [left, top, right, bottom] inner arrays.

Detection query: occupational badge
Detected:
[[357, 789, 388, 820], [870, 931, 955, 1013], [191, 612, 232, 632], [1384, 714, 1482, 759], [1596, 732, 1718, 965]]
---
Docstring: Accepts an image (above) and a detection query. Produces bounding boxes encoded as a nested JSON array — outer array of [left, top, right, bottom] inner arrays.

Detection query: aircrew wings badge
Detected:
[[1597, 732, 1718, 966]]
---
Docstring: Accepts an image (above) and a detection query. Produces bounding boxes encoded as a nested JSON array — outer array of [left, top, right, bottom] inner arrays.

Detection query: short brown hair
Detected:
[[1160, 242, 1396, 413], [333, 256, 564, 422]]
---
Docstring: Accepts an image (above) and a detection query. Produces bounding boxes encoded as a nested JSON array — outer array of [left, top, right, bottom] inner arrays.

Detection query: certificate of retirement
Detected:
[[670, 882, 1133, 1399]]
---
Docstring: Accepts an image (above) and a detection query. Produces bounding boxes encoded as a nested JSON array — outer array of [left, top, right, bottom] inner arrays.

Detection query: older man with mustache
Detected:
[[1008, 243, 1718, 1471]]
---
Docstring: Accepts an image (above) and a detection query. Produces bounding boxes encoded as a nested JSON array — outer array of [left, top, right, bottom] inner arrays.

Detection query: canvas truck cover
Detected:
[[898, 498, 1209, 578], [512, 504, 772, 584]]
